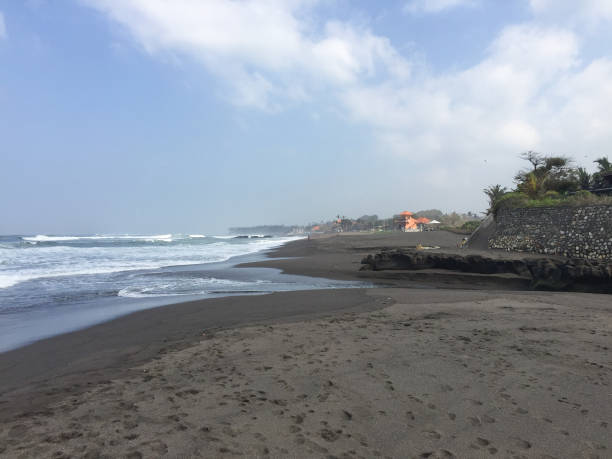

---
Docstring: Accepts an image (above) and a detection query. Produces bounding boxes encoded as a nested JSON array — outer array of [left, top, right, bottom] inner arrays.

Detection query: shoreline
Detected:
[[0, 288, 386, 422], [0, 232, 466, 415], [240, 232, 536, 290], [0, 239, 362, 354], [1, 232, 611, 457]]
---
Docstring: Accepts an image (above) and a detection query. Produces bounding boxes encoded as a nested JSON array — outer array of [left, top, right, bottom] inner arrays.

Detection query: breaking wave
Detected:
[[22, 234, 174, 243], [0, 235, 299, 290]]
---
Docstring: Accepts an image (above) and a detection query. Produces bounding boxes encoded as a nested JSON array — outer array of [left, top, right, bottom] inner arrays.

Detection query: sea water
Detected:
[[0, 234, 365, 352]]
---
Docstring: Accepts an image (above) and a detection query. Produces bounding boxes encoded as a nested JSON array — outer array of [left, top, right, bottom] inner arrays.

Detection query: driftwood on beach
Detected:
[[361, 249, 612, 293]]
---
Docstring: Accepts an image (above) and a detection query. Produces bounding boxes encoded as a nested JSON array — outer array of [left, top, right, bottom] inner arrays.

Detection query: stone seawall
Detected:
[[489, 205, 612, 261]]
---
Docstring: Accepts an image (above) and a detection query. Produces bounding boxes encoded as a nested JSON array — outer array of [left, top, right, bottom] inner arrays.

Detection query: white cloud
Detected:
[[0, 11, 7, 40], [84, 0, 409, 110], [403, 0, 476, 14], [339, 22, 612, 188], [341, 26, 581, 156], [85, 1, 612, 202], [529, 0, 612, 26]]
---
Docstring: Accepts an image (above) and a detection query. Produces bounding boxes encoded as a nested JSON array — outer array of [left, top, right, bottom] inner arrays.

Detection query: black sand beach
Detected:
[[1, 232, 611, 458]]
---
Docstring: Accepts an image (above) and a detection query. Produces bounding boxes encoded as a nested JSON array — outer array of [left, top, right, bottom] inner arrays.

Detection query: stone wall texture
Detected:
[[489, 205, 612, 261]]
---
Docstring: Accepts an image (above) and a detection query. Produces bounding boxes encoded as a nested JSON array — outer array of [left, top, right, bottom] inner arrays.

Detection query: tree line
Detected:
[[484, 153, 612, 215]]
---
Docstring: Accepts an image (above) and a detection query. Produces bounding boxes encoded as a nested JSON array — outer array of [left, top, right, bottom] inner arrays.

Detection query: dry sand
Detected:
[[1, 232, 611, 458]]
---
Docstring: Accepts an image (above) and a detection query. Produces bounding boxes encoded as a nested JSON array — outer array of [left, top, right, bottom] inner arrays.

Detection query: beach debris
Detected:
[[416, 244, 440, 250]]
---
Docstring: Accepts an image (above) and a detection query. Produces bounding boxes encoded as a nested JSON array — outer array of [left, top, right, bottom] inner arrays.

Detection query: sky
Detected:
[[1, 0, 612, 235]]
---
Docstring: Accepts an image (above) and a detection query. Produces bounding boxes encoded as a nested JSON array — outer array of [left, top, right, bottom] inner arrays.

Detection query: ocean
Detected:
[[0, 234, 365, 352]]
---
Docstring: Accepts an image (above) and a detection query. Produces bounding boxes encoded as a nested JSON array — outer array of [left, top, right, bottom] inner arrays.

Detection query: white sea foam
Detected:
[[0, 265, 160, 289], [117, 277, 269, 298], [189, 234, 206, 238], [0, 275, 21, 289], [127, 234, 173, 242], [0, 236, 300, 289], [22, 234, 174, 242], [23, 235, 81, 242]]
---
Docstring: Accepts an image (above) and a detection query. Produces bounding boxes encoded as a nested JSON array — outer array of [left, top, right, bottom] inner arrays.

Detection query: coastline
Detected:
[[0, 236, 381, 420], [1, 232, 611, 457], [241, 232, 536, 290], [0, 240, 365, 354]]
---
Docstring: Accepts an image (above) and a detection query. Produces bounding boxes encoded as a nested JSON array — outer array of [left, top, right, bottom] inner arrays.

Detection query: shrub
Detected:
[[543, 190, 561, 199], [493, 192, 528, 214], [460, 220, 481, 232], [565, 190, 612, 206], [494, 190, 612, 214]]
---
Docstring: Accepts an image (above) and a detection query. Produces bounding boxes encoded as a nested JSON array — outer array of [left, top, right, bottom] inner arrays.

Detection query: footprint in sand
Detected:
[[320, 428, 341, 442], [482, 414, 495, 424], [468, 416, 482, 427], [419, 449, 456, 458], [509, 436, 532, 449], [466, 398, 483, 406], [423, 430, 442, 440]]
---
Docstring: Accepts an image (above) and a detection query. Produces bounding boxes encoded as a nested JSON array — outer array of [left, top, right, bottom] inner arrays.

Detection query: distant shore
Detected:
[[1, 231, 610, 458], [242, 231, 543, 290]]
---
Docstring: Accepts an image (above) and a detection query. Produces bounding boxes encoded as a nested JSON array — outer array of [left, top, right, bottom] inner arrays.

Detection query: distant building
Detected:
[[393, 211, 430, 232], [393, 211, 414, 231], [414, 217, 431, 230]]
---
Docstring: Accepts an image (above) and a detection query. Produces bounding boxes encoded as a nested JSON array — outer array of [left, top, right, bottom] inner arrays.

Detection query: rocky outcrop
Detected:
[[361, 249, 612, 293]]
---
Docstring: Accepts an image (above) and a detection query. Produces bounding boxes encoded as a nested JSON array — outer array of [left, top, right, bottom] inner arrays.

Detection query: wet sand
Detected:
[[1, 232, 611, 458]]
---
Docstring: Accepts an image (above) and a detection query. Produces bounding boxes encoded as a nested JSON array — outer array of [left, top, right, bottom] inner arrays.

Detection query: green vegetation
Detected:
[[592, 156, 612, 190], [485, 152, 612, 215], [438, 220, 480, 235], [304, 209, 480, 233], [460, 220, 481, 232], [435, 211, 480, 227], [483, 184, 508, 215]]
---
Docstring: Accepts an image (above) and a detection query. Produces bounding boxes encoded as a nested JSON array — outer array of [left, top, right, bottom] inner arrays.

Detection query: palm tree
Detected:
[[483, 184, 507, 214], [515, 153, 577, 194], [521, 172, 541, 198], [594, 156, 611, 173], [577, 167, 591, 190]]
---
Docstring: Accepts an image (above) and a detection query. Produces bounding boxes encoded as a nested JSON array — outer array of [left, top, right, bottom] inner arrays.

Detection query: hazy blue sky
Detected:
[[1, 0, 611, 234]]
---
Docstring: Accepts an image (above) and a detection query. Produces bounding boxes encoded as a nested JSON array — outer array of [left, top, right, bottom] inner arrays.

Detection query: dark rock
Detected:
[[361, 249, 612, 293]]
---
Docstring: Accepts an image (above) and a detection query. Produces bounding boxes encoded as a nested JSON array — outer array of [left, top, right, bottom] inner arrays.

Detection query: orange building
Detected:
[[393, 211, 430, 232]]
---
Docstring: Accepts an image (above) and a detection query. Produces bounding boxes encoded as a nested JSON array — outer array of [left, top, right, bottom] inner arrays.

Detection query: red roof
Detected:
[[400, 211, 413, 216], [415, 217, 430, 224]]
